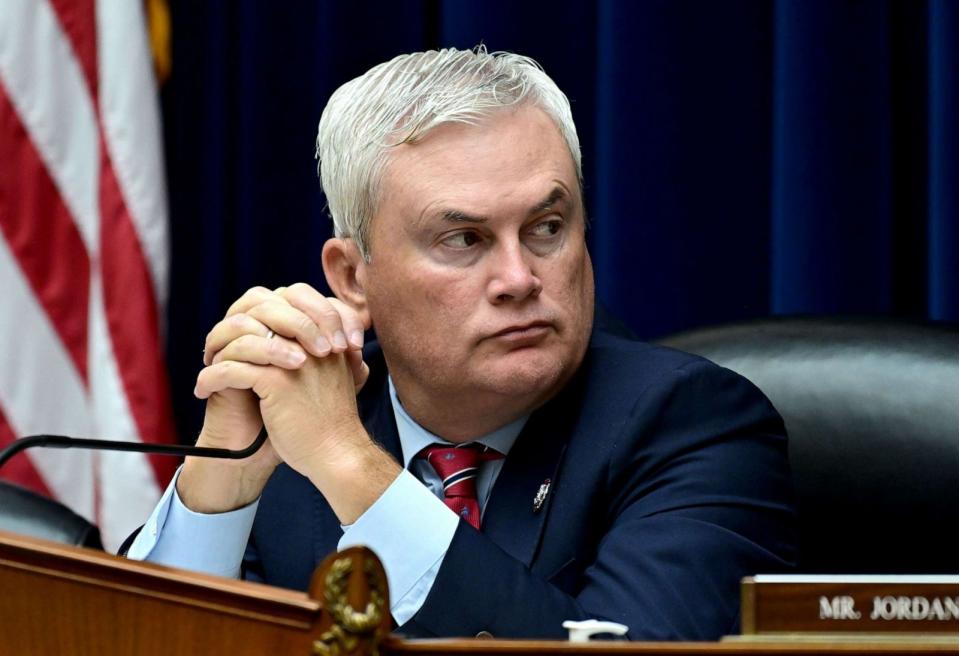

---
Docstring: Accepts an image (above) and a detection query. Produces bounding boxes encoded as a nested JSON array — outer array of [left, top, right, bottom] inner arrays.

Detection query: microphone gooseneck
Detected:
[[0, 429, 269, 469]]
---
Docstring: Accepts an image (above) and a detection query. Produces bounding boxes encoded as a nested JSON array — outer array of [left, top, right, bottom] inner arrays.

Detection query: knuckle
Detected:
[[327, 297, 351, 316], [228, 312, 249, 328], [271, 291, 292, 306], [233, 333, 254, 351], [253, 299, 278, 315], [288, 282, 313, 295], [317, 303, 340, 320], [283, 284, 319, 311], [244, 302, 267, 320], [196, 368, 213, 388], [296, 312, 320, 334], [266, 336, 284, 356]]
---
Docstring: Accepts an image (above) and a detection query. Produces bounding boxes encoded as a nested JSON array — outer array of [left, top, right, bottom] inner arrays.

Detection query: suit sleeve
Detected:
[[406, 359, 797, 640]]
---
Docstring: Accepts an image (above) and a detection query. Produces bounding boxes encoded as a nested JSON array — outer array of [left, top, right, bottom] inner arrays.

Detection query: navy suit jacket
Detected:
[[245, 324, 796, 640]]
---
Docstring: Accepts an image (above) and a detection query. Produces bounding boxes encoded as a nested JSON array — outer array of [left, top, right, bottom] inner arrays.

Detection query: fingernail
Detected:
[[332, 330, 348, 350], [286, 350, 306, 365], [349, 330, 364, 348], [314, 336, 331, 354]]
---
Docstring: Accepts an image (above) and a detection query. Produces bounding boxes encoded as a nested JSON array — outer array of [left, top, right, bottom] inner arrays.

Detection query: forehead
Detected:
[[376, 105, 580, 225]]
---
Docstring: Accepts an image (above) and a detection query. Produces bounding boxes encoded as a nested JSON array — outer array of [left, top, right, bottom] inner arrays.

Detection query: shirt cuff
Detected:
[[338, 468, 458, 626], [126, 466, 259, 579]]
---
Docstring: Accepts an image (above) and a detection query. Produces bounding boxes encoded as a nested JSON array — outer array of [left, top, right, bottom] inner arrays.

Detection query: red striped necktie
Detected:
[[418, 444, 504, 529]]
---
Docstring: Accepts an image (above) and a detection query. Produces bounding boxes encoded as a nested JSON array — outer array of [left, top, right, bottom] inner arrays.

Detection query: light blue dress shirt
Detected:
[[127, 377, 527, 625]]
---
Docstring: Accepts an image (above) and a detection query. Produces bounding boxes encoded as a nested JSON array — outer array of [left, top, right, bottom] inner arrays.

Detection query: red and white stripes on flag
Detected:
[[0, 0, 177, 549]]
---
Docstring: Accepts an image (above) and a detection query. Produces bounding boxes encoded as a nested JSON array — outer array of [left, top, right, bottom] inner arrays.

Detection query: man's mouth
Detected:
[[488, 321, 553, 344]]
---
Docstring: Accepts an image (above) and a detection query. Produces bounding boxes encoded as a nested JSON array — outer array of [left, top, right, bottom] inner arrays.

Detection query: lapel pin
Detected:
[[533, 479, 551, 513]]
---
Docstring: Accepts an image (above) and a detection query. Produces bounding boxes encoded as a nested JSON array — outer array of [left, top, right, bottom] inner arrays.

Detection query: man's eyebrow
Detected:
[[530, 187, 571, 214], [429, 187, 571, 224], [441, 209, 488, 223]]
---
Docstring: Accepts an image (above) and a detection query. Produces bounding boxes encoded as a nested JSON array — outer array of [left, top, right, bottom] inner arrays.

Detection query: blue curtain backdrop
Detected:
[[162, 0, 959, 439]]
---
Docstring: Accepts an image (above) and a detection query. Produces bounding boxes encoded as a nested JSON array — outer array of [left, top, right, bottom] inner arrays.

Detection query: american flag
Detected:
[[0, 0, 177, 549]]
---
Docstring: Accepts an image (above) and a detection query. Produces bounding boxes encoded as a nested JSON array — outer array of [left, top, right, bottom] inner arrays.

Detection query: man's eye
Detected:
[[442, 231, 481, 248], [530, 219, 563, 237]]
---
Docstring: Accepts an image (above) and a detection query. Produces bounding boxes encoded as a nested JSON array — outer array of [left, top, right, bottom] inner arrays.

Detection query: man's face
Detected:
[[357, 105, 594, 437]]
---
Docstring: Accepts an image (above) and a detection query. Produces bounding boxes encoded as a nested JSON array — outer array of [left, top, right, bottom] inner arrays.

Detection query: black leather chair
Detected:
[[0, 480, 103, 549], [657, 317, 959, 574]]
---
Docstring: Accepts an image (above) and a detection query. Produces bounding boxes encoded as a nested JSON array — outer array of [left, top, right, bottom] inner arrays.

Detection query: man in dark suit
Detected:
[[128, 46, 795, 640]]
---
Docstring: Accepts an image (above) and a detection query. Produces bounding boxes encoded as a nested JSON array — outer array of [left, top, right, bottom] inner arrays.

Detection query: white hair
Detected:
[[315, 45, 582, 260]]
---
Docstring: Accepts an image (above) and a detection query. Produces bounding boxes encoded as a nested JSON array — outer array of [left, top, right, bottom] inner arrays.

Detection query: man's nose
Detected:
[[486, 241, 543, 303]]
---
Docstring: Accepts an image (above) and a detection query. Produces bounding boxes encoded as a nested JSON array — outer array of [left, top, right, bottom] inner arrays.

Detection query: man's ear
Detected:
[[322, 238, 372, 328]]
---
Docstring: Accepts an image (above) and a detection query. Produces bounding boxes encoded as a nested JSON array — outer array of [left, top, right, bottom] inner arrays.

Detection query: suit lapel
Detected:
[[358, 344, 403, 463], [362, 378, 403, 463], [481, 373, 583, 567]]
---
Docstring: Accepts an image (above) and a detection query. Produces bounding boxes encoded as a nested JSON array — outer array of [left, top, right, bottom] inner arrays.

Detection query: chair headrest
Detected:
[[0, 481, 102, 549], [658, 317, 959, 573]]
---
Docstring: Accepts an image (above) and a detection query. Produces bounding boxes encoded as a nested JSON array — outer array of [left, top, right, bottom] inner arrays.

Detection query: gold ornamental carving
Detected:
[[313, 554, 387, 656]]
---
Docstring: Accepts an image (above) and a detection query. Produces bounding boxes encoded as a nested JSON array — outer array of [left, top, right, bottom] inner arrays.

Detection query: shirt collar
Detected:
[[387, 376, 527, 469]]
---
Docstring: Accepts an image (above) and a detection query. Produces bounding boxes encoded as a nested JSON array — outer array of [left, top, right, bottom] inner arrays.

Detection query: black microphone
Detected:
[[0, 429, 268, 469]]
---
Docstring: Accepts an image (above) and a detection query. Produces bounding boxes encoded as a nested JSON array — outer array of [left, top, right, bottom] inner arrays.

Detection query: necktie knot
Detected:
[[418, 443, 503, 528]]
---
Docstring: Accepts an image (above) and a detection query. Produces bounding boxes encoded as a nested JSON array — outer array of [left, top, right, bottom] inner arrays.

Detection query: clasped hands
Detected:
[[177, 283, 400, 524]]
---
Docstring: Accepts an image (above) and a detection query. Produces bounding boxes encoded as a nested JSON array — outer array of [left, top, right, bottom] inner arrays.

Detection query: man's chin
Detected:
[[474, 353, 570, 404]]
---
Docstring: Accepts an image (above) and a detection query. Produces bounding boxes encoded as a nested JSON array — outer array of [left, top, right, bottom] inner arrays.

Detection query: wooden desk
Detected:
[[2, 530, 957, 655], [385, 640, 959, 655]]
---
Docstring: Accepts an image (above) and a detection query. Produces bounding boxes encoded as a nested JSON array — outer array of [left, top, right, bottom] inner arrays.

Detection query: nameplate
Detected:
[[741, 575, 959, 634]]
